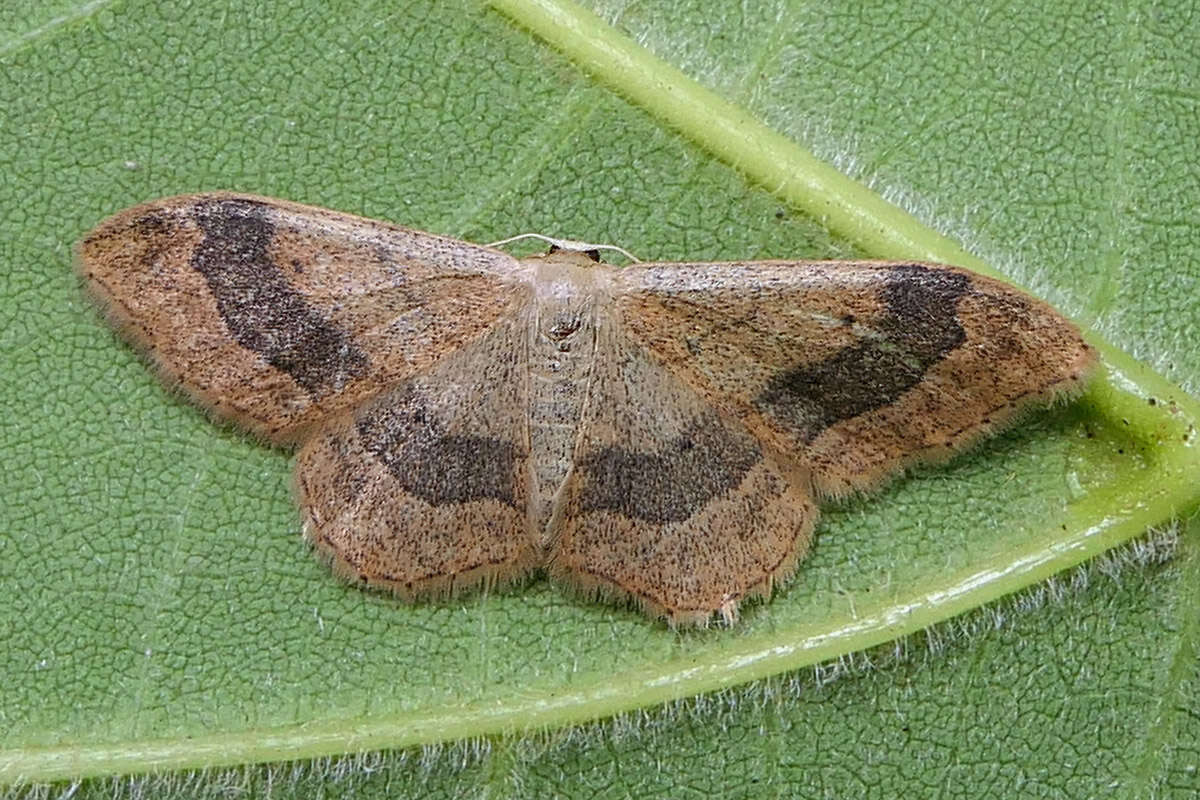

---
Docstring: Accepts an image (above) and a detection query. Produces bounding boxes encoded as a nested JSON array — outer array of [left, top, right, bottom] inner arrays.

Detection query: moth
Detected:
[[77, 193, 1097, 625]]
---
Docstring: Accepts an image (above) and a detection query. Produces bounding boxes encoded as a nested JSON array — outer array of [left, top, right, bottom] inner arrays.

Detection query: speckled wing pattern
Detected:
[[79, 193, 541, 599], [77, 194, 1097, 626], [551, 311, 818, 625], [610, 260, 1096, 499], [295, 313, 540, 598], [547, 259, 1095, 622], [77, 194, 530, 445]]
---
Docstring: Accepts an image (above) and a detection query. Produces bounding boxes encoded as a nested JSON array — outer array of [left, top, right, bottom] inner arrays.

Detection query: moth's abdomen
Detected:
[[527, 296, 598, 539]]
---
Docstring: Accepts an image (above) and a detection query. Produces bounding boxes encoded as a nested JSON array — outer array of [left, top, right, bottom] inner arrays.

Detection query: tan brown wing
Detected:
[[549, 312, 818, 626], [77, 193, 531, 444], [611, 260, 1096, 498], [295, 314, 539, 599]]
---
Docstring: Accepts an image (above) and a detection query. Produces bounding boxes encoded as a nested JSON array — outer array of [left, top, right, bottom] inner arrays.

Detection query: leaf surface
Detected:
[[0, 0, 1196, 794]]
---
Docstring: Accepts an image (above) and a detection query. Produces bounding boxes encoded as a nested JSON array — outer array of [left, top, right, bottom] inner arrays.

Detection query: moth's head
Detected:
[[487, 233, 640, 267], [534, 244, 604, 269]]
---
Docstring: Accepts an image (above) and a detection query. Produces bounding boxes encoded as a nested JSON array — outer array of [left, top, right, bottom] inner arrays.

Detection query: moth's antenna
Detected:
[[486, 233, 641, 263]]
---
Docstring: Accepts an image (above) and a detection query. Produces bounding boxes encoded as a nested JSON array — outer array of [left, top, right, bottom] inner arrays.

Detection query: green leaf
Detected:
[[1, 0, 1197, 795]]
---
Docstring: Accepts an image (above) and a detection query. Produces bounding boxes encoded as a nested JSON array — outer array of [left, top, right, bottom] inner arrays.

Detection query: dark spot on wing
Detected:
[[578, 418, 761, 524], [758, 264, 971, 441], [357, 384, 521, 508], [132, 210, 173, 239], [190, 197, 369, 396]]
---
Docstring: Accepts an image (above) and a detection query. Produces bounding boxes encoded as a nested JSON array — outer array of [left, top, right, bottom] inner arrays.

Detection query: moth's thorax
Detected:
[[525, 251, 611, 537]]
